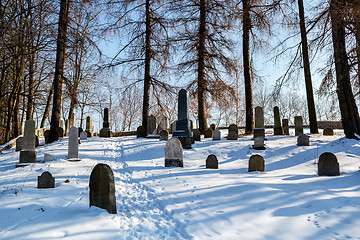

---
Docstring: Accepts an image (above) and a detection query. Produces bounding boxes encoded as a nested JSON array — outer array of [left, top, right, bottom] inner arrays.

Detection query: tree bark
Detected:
[[40, 82, 54, 128], [142, 0, 151, 134], [330, 0, 360, 138], [298, 0, 318, 134], [48, 0, 70, 143], [243, 0, 254, 134], [197, 0, 207, 133]]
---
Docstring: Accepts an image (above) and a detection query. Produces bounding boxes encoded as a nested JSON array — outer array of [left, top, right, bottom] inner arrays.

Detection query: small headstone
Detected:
[[80, 131, 87, 140], [58, 127, 64, 138], [89, 163, 117, 214], [206, 154, 218, 169], [165, 138, 183, 167], [68, 127, 79, 159], [44, 153, 55, 162], [323, 128, 334, 136], [147, 114, 157, 135], [44, 130, 50, 143], [204, 128, 213, 138], [294, 116, 303, 136], [248, 155, 265, 172], [273, 106, 283, 135], [255, 106, 264, 128], [192, 129, 201, 141], [78, 127, 83, 137], [227, 124, 238, 140], [282, 119, 289, 135], [210, 124, 216, 131], [297, 134, 309, 146], [19, 119, 37, 164], [37, 171, 55, 188], [159, 130, 169, 141], [16, 137, 23, 151], [318, 152, 340, 176], [253, 128, 265, 150], [213, 129, 221, 141], [137, 126, 147, 138]]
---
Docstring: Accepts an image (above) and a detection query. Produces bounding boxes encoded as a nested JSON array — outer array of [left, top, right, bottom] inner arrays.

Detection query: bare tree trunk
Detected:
[[197, 0, 207, 133], [330, 0, 360, 138], [243, 0, 254, 134], [298, 0, 318, 134], [142, 0, 151, 134], [48, 0, 70, 143], [40, 82, 54, 128]]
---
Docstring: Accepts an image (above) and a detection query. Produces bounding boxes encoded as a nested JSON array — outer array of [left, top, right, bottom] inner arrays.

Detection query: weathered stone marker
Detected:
[[206, 154, 218, 169], [318, 152, 340, 176], [273, 106, 283, 135], [89, 163, 117, 214], [44, 153, 55, 162], [204, 128, 213, 138], [159, 130, 169, 141], [213, 129, 221, 141], [80, 131, 87, 140], [147, 114, 157, 135], [44, 130, 50, 143], [85, 116, 93, 137], [282, 119, 289, 135], [165, 138, 183, 167], [58, 127, 64, 138], [210, 123, 216, 131], [136, 126, 147, 138], [297, 134, 309, 146], [157, 114, 168, 134], [99, 108, 112, 137], [192, 129, 201, 141], [294, 116, 303, 136], [255, 106, 264, 128], [253, 128, 265, 150], [248, 155, 265, 172], [323, 128, 334, 136], [68, 127, 79, 160], [19, 120, 37, 164], [38, 171, 55, 188], [16, 137, 23, 151], [227, 124, 238, 140]]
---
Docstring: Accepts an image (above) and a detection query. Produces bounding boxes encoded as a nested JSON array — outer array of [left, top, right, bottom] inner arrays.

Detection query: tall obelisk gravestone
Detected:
[[18, 120, 37, 166], [99, 108, 111, 137], [172, 89, 193, 149]]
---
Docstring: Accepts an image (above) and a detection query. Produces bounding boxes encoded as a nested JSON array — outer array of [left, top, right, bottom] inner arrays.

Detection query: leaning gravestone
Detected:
[[282, 119, 290, 135], [273, 106, 283, 135], [136, 126, 147, 138], [318, 152, 340, 176], [255, 106, 264, 128], [253, 128, 265, 150], [89, 163, 117, 214], [248, 155, 265, 172], [16, 137, 23, 151], [85, 116, 93, 137], [192, 129, 201, 141], [165, 138, 183, 167], [159, 130, 169, 141], [297, 134, 309, 146], [206, 154, 218, 169], [210, 124, 216, 131], [204, 128, 213, 138], [213, 129, 221, 141], [99, 108, 112, 137], [227, 124, 238, 140], [68, 127, 79, 160], [294, 116, 303, 136], [37, 171, 55, 188], [323, 128, 334, 136], [147, 114, 157, 135], [19, 119, 37, 164], [80, 131, 87, 140]]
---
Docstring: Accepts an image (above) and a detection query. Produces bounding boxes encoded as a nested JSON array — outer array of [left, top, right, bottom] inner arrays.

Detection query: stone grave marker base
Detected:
[[165, 159, 184, 167]]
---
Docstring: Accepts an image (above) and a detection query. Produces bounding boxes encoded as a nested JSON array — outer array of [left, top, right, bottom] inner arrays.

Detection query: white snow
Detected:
[[1, 129, 360, 239]]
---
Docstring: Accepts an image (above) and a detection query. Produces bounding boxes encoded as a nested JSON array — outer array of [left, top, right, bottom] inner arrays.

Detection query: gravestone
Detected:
[[19, 119, 37, 164], [68, 127, 79, 159], [255, 106, 264, 128], [58, 127, 64, 138], [16, 137, 23, 151], [192, 129, 201, 141], [323, 128, 334, 136], [44, 130, 50, 143], [213, 129, 221, 141], [78, 127, 83, 137], [99, 108, 112, 137], [70, 113, 76, 127], [318, 152, 340, 176], [80, 131, 87, 140], [273, 106, 283, 135], [65, 119, 70, 136], [147, 114, 157, 135], [172, 89, 193, 149], [165, 138, 183, 167], [282, 119, 289, 135], [248, 155, 265, 172], [37, 171, 55, 188], [297, 133, 309, 146], [89, 163, 117, 214], [171, 121, 176, 134], [204, 128, 213, 138], [210, 124, 216, 131], [157, 114, 168, 134], [44, 153, 55, 162], [136, 126, 147, 138], [227, 124, 238, 140], [294, 116, 303, 136], [85, 116, 93, 137], [159, 130, 169, 141], [206, 154, 218, 169], [35, 135, 39, 148], [253, 128, 265, 150]]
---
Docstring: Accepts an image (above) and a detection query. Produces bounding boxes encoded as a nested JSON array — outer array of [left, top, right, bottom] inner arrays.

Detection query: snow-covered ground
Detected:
[[1, 129, 360, 239]]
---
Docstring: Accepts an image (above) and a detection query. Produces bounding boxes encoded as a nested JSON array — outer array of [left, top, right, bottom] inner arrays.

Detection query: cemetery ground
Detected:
[[1, 129, 360, 239]]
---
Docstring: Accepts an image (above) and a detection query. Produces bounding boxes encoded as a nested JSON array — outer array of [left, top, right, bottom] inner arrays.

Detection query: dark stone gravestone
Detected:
[[165, 138, 183, 167], [89, 163, 117, 214], [192, 129, 201, 141], [78, 127, 83, 137], [255, 106, 264, 128], [85, 116, 93, 137], [137, 126, 147, 138], [210, 124, 216, 131], [58, 127, 64, 138], [147, 114, 157, 135], [16, 137, 23, 151], [44, 130, 50, 143], [37, 171, 55, 188], [273, 106, 283, 135], [99, 108, 112, 137], [318, 152, 340, 176], [248, 155, 265, 172], [253, 128, 265, 150], [297, 134, 310, 146], [227, 124, 238, 140], [19, 120, 37, 164], [294, 116, 303, 136], [206, 154, 218, 169], [323, 128, 334, 136], [282, 119, 289, 135], [204, 128, 213, 138], [159, 130, 169, 141]]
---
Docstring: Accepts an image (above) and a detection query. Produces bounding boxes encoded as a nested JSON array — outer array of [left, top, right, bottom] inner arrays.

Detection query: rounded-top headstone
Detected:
[[204, 128, 213, 138], [248, 154, 265, 172], [192, 129, 201, 141], [165, 138, 183, 167], [89, 163, 117, 214], [206, 154, 218, 169], [213, 129, 221, 141], [297, 134, 310, 146], [37, 171, 55, 188], [137, 126, 147, 138], [80, 131, 87, 140], [227, 124, 238, 140], [159, 130, 169, 141], [318, 152, 340, 176], [323, 128, 334, 136]]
